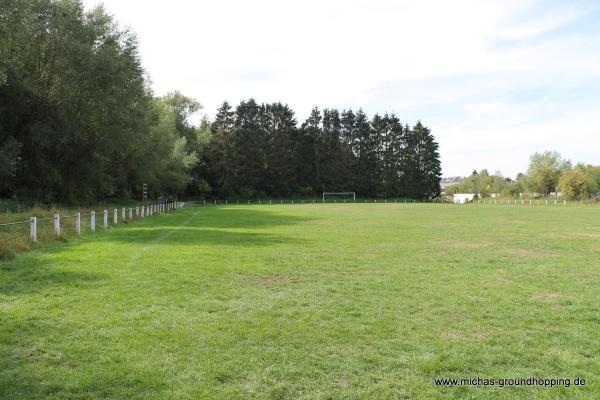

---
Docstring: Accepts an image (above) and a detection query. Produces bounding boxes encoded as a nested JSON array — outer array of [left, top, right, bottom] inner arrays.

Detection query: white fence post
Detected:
[[30, 217, 37, 242], [136, 206, 139, 218], [113, 209, 117, 224], [91, 211, 96, 232], [76, 212, 81, 235], [141, 206, 145, 218], [129, 208, 133, 220], [54, 214, 60, 238], [103, 210, 108, 228], [122, 207, 126, 221]]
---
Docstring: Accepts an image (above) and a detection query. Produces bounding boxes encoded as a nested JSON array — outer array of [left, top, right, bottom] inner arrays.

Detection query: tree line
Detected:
[[0, 0, 198, 203], [446, 151, 600, 200], [199, 101, 441, 199], [0, 0, 441, 204]]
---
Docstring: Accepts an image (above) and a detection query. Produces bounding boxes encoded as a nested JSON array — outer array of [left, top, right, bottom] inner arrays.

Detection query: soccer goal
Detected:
[[322, 192, 356, 202]]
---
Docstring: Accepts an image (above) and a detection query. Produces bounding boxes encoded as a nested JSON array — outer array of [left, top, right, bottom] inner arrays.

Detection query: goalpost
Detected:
[[322, 192, 356, 202]]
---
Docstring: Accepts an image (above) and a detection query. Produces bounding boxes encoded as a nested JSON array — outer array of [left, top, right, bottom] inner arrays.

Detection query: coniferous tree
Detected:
[[264, 103, 297, 196], [403, 122, 441, 198], [207, 101, 235, 197], [354, 110, 379, 197], [231, 99, 265, 197]]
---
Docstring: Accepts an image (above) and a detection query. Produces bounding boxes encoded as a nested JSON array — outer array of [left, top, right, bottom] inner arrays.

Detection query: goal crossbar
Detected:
[[322, 192, 356, 202]]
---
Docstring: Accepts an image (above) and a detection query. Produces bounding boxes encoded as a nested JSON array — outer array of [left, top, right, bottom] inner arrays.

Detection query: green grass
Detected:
[[1, 203, 599, 399]]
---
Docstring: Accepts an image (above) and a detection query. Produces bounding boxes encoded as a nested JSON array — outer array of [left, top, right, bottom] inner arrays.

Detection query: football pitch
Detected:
[[1, 203, 599, 399]]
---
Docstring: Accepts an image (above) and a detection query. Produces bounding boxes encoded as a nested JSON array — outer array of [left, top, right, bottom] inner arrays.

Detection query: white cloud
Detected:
[[83, 0, 600, 177]]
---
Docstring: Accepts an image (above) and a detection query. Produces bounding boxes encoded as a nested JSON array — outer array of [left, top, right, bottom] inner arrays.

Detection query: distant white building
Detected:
[[453, 193, 475, 204], [441, 176, 463, 190]]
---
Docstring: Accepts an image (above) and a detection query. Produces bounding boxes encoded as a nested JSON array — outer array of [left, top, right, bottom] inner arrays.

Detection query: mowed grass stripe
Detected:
[[1, 203, 599, 399]]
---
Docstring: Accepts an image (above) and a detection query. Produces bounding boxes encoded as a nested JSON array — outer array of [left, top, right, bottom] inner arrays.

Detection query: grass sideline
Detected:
[[1, 203, 599, 399], [0, 203, 149, 261]]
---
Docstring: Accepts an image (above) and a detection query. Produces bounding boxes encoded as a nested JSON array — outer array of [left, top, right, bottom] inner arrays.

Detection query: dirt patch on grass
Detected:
[[442, 326, 511, 341], [252, 274, 294, 285], [446, 241, 489, 249], [531, 292, 564, 302], [503, 247, 551, 258], [338, 377, 349, 388]]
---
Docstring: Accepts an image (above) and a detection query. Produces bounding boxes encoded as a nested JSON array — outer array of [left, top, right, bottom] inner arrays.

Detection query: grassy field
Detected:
[[1, 202, 599, 399]]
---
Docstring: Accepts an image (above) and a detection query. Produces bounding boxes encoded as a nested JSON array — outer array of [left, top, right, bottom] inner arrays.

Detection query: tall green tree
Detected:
[[402, 122, 441, 198], [526, 151, 571, 195]]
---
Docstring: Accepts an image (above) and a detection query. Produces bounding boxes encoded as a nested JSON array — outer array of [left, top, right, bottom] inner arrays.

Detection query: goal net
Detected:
[[322, 192, 356, 202]]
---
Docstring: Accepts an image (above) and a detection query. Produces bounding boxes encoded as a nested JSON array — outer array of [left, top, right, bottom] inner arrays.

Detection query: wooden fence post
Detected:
[[103, 210, 108, 228], [76, 212, 81, 235], [129, 208, 133, 220], [121, 208, 126, 221], [54, 213, 60, 238], [91, 211, 96, 232], [30, 217, 37, 242]]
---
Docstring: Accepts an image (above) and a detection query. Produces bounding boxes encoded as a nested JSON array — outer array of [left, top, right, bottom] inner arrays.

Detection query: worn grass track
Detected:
[[1, 203, 599, 399]]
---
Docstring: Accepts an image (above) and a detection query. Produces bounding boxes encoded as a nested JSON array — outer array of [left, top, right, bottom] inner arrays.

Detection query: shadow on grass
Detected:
[[0, 251, 108, 297], [0, 254, 115, 398], [0, 313, 169, 399], [166, 206, 317, 229], [93, 207, 317, 247], [102, 227, 304, 247]]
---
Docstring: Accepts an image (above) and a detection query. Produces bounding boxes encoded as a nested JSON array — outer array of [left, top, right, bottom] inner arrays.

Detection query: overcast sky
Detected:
[[82, 0, 600, 178]]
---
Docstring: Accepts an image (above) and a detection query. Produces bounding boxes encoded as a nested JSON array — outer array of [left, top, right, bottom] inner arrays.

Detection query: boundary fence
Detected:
[[0, 202, 184, 243], [195, 198, 570, 206]]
